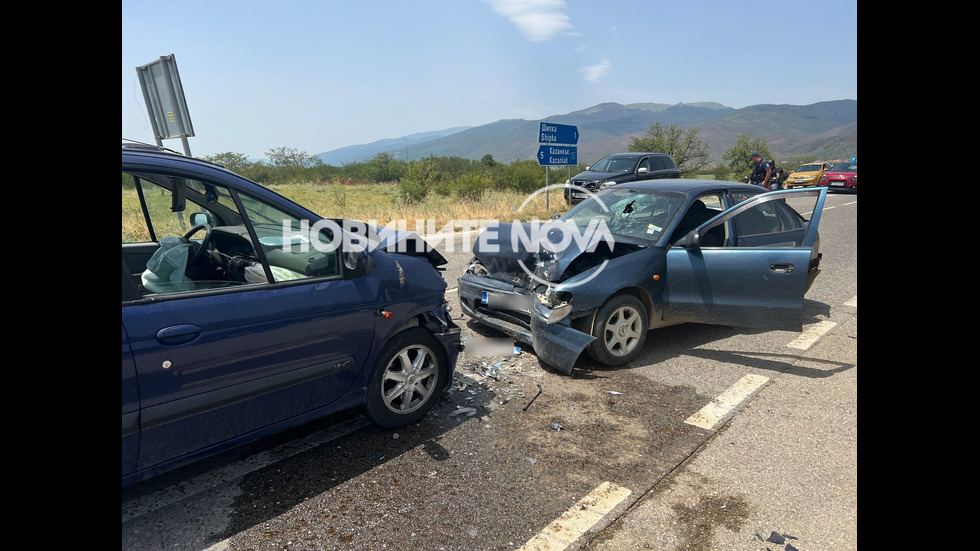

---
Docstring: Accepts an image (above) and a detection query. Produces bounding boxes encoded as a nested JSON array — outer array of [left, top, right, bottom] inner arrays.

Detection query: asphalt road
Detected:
[[122, 190, 857, 551]]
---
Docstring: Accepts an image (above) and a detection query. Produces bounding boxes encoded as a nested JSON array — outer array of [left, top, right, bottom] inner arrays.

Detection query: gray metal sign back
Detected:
[[136, 54, 195, 150]]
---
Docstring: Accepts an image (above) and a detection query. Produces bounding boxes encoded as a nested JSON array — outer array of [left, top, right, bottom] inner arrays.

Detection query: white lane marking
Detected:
[[122, 417, 370, 523], [787, 320, 837, 350], [516, 481, 632, 551], [446, 287, 458, 293], [844, 295, 857, 307], [684, 374, 770, 431]]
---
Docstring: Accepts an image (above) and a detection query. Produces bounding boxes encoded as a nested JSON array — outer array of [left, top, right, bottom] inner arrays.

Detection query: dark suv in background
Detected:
[[564, 152, 680, 204]]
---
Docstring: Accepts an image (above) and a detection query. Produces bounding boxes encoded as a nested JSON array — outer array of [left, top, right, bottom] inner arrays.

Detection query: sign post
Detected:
[[537, 122, 579, 210]]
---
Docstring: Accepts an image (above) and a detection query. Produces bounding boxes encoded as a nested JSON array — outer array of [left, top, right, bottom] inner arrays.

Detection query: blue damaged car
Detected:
[[122, 141, 460, 487], [458, 180, 826, 374]]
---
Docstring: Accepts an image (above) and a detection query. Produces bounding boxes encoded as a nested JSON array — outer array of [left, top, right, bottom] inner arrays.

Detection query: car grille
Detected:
[[570, 179, 601, 190], [475, 306, 531, 328]]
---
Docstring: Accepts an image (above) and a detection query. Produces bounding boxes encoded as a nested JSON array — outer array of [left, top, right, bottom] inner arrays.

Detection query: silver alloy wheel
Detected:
[[381, 344, 438, 414], [601, 305, 643, 357]]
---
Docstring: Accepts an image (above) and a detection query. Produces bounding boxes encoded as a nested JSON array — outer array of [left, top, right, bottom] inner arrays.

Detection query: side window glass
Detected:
[[727, 190, 759, 206], [650, 156, 666, 171], [236, 192, 342, 281], [124, 172, 344, 299], [773, 201, 804, 230], [734, 202, 783, 242], [696, 193, 727, 247], [700, 194, 724, 211], [671, 193, 726, 246], [123, 175, 196, 242], [122, 173, 151, 243], [124, 173, 266, 296]]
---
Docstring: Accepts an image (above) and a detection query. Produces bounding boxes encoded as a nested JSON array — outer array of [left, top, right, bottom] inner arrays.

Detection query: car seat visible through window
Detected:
[[670, 200, 715, 245]]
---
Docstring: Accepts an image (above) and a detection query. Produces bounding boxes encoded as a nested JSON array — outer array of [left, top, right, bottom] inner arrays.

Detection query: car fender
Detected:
[[553, 246, 666, 317]]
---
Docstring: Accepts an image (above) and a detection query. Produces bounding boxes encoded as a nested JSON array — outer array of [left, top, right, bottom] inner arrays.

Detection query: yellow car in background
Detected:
[[784, 161, 832, 189]]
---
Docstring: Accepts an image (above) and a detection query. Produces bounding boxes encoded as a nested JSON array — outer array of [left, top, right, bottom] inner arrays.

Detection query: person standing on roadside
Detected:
[[768, 159, 785, 190], [749, 152, 771, 189]]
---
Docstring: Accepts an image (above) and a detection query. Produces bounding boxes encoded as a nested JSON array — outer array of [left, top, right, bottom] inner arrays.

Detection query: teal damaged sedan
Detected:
[[458, 180, 826, 374]]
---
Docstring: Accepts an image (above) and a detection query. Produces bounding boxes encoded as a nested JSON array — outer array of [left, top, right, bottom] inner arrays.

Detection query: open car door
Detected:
[[662, 187, 827, 330]]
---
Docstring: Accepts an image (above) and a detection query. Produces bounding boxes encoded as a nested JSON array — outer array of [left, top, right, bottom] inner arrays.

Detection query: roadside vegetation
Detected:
[[124, 125, 833, 227]]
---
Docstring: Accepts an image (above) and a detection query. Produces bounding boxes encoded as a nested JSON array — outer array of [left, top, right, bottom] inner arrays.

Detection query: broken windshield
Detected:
[[561, 188, 686, 246]]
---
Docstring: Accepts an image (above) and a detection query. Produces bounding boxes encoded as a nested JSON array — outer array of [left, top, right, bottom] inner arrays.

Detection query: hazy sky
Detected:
[[122, 0, 857, 160]]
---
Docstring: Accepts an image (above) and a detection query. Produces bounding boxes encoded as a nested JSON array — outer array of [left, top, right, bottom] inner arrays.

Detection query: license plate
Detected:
[[573, 192, 587, 198], [830, 182, 844, 187]]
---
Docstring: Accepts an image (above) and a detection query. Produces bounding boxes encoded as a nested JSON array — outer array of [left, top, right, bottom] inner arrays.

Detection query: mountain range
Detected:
[[316, 99, 857, 166]]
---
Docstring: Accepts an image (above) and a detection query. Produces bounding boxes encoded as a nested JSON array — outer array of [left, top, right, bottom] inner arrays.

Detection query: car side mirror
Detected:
[[343, 249, 375, 278], [189, 211, 214, 227], [637, 167, 648, 174], [675, 229, 700, 249]]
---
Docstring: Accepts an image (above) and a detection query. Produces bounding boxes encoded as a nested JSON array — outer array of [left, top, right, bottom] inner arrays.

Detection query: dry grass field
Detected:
[[122, 181, 570, 242]]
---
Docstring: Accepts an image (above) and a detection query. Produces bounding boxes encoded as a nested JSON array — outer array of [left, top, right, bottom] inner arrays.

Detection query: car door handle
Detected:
[[769, 263, 795, 274], [156, 324, 202, 345]]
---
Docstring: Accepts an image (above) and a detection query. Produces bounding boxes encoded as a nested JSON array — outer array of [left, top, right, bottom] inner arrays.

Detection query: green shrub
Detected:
[[454, 172, 493, 201], [501, 160, 544, 193], [397, 178, 428, 204]]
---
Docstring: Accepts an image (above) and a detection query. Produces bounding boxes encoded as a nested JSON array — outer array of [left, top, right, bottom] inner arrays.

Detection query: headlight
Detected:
[[598, 180, 615, 190], [536, 290, 573, 324], [545, 303, 572, 324]]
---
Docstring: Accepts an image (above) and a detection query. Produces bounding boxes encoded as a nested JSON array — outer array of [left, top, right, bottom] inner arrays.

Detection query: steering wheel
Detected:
[[182, 224, 214, 265]]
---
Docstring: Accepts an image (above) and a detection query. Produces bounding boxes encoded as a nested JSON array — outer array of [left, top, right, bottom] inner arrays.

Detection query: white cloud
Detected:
[[582, 58, 611, 83], [486, 0, 573, 41]]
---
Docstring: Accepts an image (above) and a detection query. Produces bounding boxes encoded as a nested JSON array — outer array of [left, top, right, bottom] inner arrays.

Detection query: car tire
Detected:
[[586, 294, 648, 366], [363, 328, 448, 428]]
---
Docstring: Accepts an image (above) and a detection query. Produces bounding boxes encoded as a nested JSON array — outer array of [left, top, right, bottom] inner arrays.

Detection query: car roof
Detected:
[[607, 152, 669, 158], [609, 178, 761, 194], [123, 138, 228, 171]]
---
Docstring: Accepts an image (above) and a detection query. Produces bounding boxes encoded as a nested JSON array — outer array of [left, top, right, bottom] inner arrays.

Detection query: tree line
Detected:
[[189, 124, 820, 203]]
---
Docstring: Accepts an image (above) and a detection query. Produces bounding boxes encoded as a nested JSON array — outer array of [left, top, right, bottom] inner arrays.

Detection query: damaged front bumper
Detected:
[[427, 301, 463, 393], [457, 273, 595, 374]]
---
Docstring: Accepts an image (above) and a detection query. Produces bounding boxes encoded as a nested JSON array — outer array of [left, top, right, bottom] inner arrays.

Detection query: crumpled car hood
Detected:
[[338, 220, 446, 268], [472, 221, 631, 283]]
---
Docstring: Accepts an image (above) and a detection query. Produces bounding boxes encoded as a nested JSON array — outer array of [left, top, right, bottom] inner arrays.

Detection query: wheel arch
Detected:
[[574, 286, 656, 335]]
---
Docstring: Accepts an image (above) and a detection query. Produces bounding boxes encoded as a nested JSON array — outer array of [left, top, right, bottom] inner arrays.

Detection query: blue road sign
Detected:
[[537, 145, 577, 166], [539, 122, 579, 145], [850, 156, 857, 163]]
